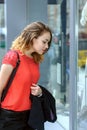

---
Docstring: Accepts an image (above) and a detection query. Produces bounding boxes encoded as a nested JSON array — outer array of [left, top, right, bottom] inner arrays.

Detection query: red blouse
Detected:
[[1, 50, 40, 111]]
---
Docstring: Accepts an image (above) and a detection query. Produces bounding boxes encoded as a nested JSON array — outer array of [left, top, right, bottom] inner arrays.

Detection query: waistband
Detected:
[[0, 108, 30, 120]]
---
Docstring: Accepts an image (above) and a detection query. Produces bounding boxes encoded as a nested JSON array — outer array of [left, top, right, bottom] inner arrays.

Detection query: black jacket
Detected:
[[28, 86, 57, 130]]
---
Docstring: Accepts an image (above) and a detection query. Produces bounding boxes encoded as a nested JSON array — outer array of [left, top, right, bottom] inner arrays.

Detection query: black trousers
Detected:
[[0, 108, 34, 130]]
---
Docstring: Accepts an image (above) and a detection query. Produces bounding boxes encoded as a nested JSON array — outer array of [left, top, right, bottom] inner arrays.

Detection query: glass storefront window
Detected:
[[0, 1, 6, 66], [47, 0, 87, 129], [47, 1, 70, 129]]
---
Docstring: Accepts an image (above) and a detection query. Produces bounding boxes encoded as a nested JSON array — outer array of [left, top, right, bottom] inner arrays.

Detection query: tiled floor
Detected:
[[44, 121, 65, 130], [58, 114, 69, 130]]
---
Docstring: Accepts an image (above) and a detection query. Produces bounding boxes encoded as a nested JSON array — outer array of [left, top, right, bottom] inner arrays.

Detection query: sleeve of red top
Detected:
[[2, 50, 18, 68]]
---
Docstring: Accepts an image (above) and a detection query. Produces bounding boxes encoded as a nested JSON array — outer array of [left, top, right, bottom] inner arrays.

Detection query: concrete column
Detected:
[[26, 0, 48, 24], [5, 0, 27, 49]]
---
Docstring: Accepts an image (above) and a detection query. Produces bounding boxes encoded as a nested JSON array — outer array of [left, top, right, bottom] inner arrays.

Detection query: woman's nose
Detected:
[[45, 43, 49, 49]]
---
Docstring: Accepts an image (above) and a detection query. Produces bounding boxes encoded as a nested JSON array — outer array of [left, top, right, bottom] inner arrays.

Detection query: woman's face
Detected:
[[32, 32, 51, 54]]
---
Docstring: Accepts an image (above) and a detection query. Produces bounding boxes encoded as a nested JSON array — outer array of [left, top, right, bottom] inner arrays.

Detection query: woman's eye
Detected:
[[42, 41, 46, 44]]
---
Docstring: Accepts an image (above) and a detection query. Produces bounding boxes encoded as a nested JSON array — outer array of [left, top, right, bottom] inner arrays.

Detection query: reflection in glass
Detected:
[[77, 0, 87, 129], [0, 3, 6, 66]]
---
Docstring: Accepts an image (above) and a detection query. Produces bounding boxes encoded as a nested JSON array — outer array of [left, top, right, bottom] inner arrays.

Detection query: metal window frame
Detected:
[[69, 0, 78, 130]]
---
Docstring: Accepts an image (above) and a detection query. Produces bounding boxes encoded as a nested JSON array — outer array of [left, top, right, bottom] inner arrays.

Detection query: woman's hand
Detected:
[[30, 83, 42, 96]]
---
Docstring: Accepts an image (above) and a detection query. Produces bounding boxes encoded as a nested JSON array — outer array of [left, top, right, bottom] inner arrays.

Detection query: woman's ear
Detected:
[[32, 37, 37, 43]]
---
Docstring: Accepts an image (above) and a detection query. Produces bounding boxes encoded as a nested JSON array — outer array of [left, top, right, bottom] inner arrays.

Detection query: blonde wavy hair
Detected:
[[11, 21, 52, 63]]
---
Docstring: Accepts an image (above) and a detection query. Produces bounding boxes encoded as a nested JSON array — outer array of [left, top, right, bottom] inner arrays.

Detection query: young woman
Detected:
[[0, 21, 52, 130]]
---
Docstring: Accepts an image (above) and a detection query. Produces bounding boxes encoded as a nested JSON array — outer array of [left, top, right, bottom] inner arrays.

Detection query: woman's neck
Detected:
[[25, 50, 33, 58]]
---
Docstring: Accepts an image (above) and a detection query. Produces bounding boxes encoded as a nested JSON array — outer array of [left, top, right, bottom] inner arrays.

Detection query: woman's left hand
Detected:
[[30, 83, 42, 96]]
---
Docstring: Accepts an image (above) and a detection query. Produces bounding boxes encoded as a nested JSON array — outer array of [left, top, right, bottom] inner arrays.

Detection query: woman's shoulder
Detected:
[[2, 50, 19, 67]]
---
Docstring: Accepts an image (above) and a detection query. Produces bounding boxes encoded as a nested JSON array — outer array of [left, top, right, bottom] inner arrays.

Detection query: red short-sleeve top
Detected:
[[1, 50, 40, 111]]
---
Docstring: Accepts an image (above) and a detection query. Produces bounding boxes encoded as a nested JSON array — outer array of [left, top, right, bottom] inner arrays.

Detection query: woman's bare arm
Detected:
[[0, 64, 14, 100]]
